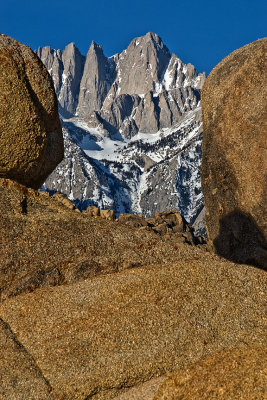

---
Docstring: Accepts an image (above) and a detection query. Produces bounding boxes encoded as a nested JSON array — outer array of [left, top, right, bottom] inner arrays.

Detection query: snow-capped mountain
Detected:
[[38, 32, 206, 233]]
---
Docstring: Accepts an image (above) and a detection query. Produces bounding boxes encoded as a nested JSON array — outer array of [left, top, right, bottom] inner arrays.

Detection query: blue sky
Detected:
[[1, 0, 266, 74]]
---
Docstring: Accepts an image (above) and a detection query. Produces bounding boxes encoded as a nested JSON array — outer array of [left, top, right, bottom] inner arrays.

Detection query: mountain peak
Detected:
[[65, 41, 75, 48], [38, 32, 205, 121], [145, 31, 161, 42], [62, 42, 81, 59], [130, 32, 165, 50], [89, 40, 103, 52]]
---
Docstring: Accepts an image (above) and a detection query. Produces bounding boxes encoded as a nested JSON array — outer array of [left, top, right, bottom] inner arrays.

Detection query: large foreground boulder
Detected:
[[0, 254, 265, 399], [201, 38, 267, 267], [0, 34, 63, 189]]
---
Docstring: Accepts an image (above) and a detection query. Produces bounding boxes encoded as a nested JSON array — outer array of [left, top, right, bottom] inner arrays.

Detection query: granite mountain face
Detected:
[[38, 32, 206, 232], [37, 32, 205, 135]]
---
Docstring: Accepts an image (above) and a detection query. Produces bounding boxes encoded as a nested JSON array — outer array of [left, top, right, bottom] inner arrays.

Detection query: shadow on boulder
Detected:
[[214, 210, 267, 269]]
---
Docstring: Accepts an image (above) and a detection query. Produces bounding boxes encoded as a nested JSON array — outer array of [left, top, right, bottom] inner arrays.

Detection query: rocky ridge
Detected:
[[0, 179, 202, 301], [38, 33, 206, 232]]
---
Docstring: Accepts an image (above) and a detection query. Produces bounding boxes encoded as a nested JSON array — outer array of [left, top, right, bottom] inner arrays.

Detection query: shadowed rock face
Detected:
[[213, 211, 267, 268], [0, 33, 63, 189], [201, 38, 267, 267]]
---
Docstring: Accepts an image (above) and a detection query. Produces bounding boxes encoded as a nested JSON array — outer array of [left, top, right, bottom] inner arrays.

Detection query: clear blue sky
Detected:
[[1, 0, 266, 74]]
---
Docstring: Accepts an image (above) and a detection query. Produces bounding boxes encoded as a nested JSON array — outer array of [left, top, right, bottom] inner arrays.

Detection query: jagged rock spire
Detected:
[[76, 41, 114, 116], [38, 32, 205, 134]]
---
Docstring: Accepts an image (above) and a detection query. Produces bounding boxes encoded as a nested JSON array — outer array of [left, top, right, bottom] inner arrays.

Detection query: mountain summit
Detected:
[[38, 33, 206, 231], [38, 32, 205, 136]]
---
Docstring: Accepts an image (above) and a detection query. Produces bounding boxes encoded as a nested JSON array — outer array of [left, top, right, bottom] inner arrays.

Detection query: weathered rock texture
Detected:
[[0, 33, 63, 189], [153, 345, 267, 400], [0, 179, 266, 399], [201, 38, 267, 267], [0, 251, 265, 400]]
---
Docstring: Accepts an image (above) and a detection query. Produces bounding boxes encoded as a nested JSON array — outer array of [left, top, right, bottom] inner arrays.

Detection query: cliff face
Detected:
[[37, 42, 85, 116], [38, 32, 206, 232], [38, 32, 205, 135]]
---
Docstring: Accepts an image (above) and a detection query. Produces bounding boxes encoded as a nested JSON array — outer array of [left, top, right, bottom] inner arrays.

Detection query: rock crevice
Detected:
[[0, 317, 54, 399]]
